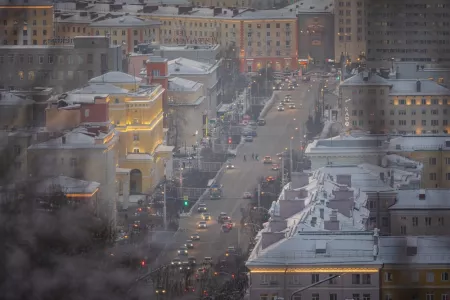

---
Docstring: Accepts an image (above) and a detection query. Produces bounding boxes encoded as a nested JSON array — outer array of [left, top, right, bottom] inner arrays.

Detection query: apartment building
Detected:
[[246, 231, 382, 300], [54, 11, 102, 44], [0, 36, 123, 93], [389, 189, 450, 236], [166, 77, 206, 147], [339, 72, 450, 134], [0, 0, 54, 46], [378, 236, 450, 300], [386, 135, 450, 189], [334, 0, 366, 62], [366, 0, 450, 67], [88, 16, 161, 54]]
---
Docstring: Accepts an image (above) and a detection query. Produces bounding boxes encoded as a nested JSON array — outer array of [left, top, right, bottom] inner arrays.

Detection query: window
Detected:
[[429, 157, 437, 165], [400, 226, 406, 235], [439, 217, 444, 226], [13, 145, 21, 155], [260, 294, 268, 300], [385, 295, 392, 300], [411, 272, 419, 282], [152, 70, 160, 76], [133, 133, 139, 141], [328, 274, 337, 284], [425, 217, 432, 226], [133, 148, 140, 153], [352, 274, 361, 284], [329, 294, 337, 300], [87, 54, 93, 64], [384, 273, 393, 282], [426, 272, 435, 283], [312, 274, 319, 283], [442, 295, 448, 300], [447, 173, 450, 180], [363, 294, 371, 300], [442, 272, 449, 281], [39, 55, 44, 64], [430, 173, 437, 181], [427, 294, 435, 300], [312, 294, 319, 300], [412, 217, 418, 226], [70, 158, 78, 168], [353, 294, 360, 300], [362, 274, 371, 284], [381, 217, 388, 227]]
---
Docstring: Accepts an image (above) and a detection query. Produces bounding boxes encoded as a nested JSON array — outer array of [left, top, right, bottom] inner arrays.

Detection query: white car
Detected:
[[198, 221, 208, 229], [277, 105, 285, 111], [243, 192, 252, 199], [245, 136, 253, 142]]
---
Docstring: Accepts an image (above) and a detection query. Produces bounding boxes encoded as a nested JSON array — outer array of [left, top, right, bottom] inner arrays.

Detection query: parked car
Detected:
[[257, 119, 266, 126], [245, 136, 253, 142]]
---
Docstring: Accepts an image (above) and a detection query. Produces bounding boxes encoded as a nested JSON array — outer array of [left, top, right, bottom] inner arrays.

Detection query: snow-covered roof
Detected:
[[247, 231, 379, 266], [70, 83, 129, 95], [341, 73, 391, 86], [390, 189, 450, 210], [0, 92, 35, 105], [89, 16, 160, 28], [28, 128, 117, 150], [378, 236, 450, 264], [126, 153, 153, 160], [387, 135, 450, 151], [382, 154, 423, 172], [305, 134, 386, 155], [389, 79, 450, 96], [168, 57, 217, 75], [168, 77, 203, 92], [89, 71, 143, 84], [35, 176, 100, 195]]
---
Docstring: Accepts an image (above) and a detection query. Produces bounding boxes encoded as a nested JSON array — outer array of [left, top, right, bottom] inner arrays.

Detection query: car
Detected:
[[277, 105, 285, 111], [271, 164, 279, 171], [203, 257, 213, 265], [277, 151, 288, 158], [197, 203, 207, 213], [273, 84, 282, 90], [188, 256, 197, 265], [249, 120, 257, 128], [182, 261, 191, 270], [218, 212, 230, 223], [284, 95, 292, 102], [191, 233, 200, 240], [155, 286, 166, 294], [185, 240, 194, 249], [171, 258, 181, 265], [202, 213, 211, 221], [289, 103, 296, 109], [257, 119, 266, 126], [222, 223, 231, 233], [197, 221, 208, 229], [288, 85, 295, 90], [243, 192, 252, 199], [224, 221, 233, 229], [226, 161, 235, 169], [178, 246, 188, 256], [225, 246, 236, 256], [245, 135, 253, 142], [279, 101, 285, 106], [266, 176, 275, 183], [263, 156, 272, 164]]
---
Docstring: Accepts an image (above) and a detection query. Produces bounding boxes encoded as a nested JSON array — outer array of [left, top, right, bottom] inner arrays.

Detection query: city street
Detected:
[[154, 81, 320, 298]]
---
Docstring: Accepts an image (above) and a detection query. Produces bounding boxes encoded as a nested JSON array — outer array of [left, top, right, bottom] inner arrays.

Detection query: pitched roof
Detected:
[[89, 16, 160, 28], [35, 176, 100, 195], [89, 71, 143, 84], [341, 73, 391, 86], [71, 83, 129, 94], [168, 77, 202, 92], [390, 189, 450, 210], [389, 79, 450, 96]]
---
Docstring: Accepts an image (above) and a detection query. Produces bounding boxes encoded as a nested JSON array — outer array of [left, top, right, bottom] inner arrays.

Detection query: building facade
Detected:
[[0, 0, 54, 46], [0, 36, 123, 93], [333, 0, 366, 63], [167, 77, 206, 148], [246, 231, 382, 300], [366, 0, 450, 67], [378, 236, 450, 300], [339, 73, 450, 135]]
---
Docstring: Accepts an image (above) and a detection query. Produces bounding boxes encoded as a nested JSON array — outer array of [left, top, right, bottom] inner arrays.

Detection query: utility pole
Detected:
[[163, 183, 167, 230], [289, 137, 294, 176], [257, 184, 261, 208], [281, 156, 285, 188], [180, 167, 183, 211]]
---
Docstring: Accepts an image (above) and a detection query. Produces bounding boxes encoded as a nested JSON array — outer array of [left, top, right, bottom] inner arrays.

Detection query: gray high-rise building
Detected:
[[366, 1, 450, 67]]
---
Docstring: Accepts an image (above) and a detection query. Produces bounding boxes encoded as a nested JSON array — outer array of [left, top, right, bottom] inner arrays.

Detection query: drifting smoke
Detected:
[[0, 198, 146, 300]]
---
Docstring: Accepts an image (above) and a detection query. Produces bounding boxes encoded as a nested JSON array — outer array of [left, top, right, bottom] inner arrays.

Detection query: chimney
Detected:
[[418, 189, 426, 200], [324, 209, 340, 230], [62, 136, 66, 144], [213, 7, 222, 15], [336, 174, 351, 187], [416, 80, 421, 93], [261, 232, 285, 249], [379, 172, 385, 182], [319, 208, 324, 219]]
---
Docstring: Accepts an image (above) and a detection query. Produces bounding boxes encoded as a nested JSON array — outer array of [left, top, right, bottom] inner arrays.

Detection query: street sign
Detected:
[[183, 195, 188, 201]]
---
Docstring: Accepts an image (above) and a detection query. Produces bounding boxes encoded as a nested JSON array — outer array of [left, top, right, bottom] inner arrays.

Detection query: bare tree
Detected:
[[168, 107, 188, 149]]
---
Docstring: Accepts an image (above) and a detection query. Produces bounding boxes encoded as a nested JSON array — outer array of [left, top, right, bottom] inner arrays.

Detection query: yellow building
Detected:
[[387, 135, 450, 188], [1, 0, 54, 45], [54, 11, 94, 44], [379, 236, 450, 300], [88, 71, 172, 194]]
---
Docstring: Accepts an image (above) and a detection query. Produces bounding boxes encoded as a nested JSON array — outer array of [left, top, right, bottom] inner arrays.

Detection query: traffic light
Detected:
[[228, 137, 232, 144], [231, 273, 235, 279], [141, 260, 146, 267], [184, 201, 189, 206]]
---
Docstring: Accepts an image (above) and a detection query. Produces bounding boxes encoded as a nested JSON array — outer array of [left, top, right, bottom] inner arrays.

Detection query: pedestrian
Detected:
[[243, 154, 246, 161], [255, 154, 259, 161], [251, 153, 254, 160]]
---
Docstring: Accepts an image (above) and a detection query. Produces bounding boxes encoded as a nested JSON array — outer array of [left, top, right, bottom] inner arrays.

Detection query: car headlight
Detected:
[[171, 262, 174, 264], [178, 250, 181, 253], [231, 165, 234, 168]]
